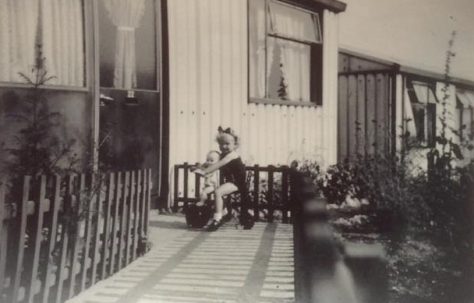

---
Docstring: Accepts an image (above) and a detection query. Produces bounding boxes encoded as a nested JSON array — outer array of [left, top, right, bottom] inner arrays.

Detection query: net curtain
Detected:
[[0, 0, 39, 83], [102, 0, 146, 89], [0, 0, 84, 86]]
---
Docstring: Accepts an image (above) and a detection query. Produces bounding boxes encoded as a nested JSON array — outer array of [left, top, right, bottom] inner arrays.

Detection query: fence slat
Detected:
[[183, 163, 189, 210], [67, 174, 86, 299], [117, 172, 129, 271], [0, 178, 7, 296], [132, 171, 141, 260], [173, 166, 179, 212], [100, 173, 114, 279], [24, 176, 48, 303], [53, 175, 73, 303], [268, 168, 274, 223], [125, 172, 135, 266], [139, 170, 146, 239], [80, 174, 94, 292], [10, 176, 31, 302], [253, 165, 259, 221], [194, 164, 201, 201], [144, 169, 151, 237], [90, 175, 102, 286], [110, 172, 122, 275], [282, 169, 289, 224], [41, 175, 61, 303]]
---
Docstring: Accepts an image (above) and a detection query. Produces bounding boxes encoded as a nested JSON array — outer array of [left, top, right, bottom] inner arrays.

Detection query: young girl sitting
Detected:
[[194, 127, 254, 231]]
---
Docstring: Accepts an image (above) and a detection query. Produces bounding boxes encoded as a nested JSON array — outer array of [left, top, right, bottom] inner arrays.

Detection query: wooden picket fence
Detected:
[[0, 169, 152, 303], [173, 163, 292, 223]]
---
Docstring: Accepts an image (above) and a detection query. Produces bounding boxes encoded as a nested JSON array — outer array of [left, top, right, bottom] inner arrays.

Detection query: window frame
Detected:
[[456, 88, 474, 142], [248, 0, 323, 107], [96, 0, 161, 93], [406, 79, 438, 148]]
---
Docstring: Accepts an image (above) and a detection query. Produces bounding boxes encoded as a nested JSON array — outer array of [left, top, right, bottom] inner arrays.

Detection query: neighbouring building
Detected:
[[338, 48, 474, 168]]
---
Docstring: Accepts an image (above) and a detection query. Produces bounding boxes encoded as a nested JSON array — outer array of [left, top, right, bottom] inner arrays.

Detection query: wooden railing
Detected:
[[290, 169, 388, 303], [173, 163, 292, 223], [0, 169, 152, 303]]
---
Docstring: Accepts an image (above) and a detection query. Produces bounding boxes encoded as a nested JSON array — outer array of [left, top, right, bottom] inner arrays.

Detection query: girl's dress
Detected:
[[219, 152, 247, 192], [219, 152, 252, 225]]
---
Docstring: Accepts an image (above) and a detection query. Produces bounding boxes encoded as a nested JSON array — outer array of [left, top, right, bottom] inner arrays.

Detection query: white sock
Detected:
[[213, 213, 223, 221]]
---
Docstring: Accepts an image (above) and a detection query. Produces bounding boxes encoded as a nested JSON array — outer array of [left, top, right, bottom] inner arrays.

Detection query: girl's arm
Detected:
[[200, 151, 238, 174]]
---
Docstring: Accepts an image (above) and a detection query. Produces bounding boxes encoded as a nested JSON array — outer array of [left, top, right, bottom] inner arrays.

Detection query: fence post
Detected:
[[10, 176, 31, 302], [0, 178, 7, 301], [110, 172, 122, 276], [292, 169, 388, 303], [281, 167, 289, 223], [90, 174, 103, 287], [183, 163, 189, 210], [67, 174, 86, 299], [24, 175, 48, 303], [53, 175, 74, 303], [267, 166, 274, 223], [253, 165, 259, 221], [40, 175, 61, 303], [195, 163, 201, 202], [79, 174, 94, 292], [117, 172, 130, 271], [101, 173, 114, 279]]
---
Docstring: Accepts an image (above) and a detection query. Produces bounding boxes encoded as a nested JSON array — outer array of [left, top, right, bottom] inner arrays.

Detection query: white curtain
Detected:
[[267, 38, 311, 101], [267, 2, 317, 102], [41, 0, 84, 86], [404, 90, 418, 140], [0, 0, 39, 82], [103, 0, 146, 89]]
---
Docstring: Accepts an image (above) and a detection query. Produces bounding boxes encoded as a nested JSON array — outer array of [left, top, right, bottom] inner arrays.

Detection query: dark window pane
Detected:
[[427, 103, 436, 146], [412, 102, 426, 142], [99, 0, 157, 90]]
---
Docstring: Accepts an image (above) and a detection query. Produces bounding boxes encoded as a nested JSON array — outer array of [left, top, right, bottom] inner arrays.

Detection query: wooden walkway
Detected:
[[67, 213, 294, 303]]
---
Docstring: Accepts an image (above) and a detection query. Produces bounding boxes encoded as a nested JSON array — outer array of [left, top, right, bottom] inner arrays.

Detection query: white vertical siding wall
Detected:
[[322, 10, 339, 166], [168, 0, 340, 176]]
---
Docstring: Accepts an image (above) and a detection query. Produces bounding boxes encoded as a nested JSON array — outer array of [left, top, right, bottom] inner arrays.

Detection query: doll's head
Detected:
[[216, 126, 239, 154], [206, 150, 220, 164]]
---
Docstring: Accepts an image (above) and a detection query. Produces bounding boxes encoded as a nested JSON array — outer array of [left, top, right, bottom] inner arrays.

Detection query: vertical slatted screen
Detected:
[[0, 169, 152, 303], [338, 72, 395, 161]]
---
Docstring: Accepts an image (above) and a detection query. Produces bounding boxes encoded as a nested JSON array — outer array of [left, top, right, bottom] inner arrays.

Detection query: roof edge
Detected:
[[339, 47, 474, 89]]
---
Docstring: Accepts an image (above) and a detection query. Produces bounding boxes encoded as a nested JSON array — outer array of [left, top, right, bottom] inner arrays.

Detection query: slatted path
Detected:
[[67, 213, 294, 303]]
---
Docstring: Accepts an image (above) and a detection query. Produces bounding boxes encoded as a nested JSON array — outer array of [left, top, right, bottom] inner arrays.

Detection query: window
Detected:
[[249, 0, 323, 105], [98, 0, 160, 170], [98, 0, 158, 90], [456, 88, 474, 142], [0, 0, 85, 87], [405, 80, 437, 147]]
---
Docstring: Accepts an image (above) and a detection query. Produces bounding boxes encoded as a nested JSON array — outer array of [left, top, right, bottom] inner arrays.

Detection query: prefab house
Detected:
[[338, 49, 474, 167], [167, 0, 345, 168], [0, 0, 346, 208]]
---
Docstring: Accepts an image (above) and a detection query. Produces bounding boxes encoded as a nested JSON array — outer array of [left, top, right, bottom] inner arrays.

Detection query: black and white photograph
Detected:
[[0, 0, 473, 302]]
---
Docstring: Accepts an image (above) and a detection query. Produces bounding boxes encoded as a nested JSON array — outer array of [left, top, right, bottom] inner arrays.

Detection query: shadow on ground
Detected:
[[149, 219, 188, 230]]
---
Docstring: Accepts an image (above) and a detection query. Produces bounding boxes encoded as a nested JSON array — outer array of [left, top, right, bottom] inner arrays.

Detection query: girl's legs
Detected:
[[212, 182, 238, 221]]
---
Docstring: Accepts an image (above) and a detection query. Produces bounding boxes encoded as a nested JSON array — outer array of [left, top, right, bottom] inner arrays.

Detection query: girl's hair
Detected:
[[216, 126, 239, 146]]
